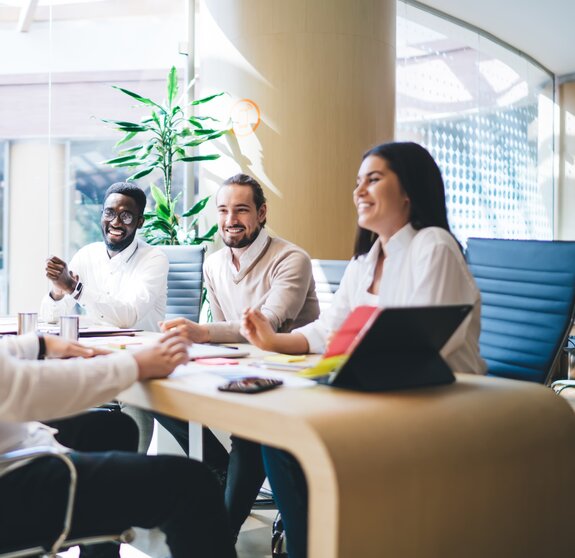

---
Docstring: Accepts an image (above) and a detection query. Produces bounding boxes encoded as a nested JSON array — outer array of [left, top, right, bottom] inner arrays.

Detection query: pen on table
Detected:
[[207, 343, 239, 350]]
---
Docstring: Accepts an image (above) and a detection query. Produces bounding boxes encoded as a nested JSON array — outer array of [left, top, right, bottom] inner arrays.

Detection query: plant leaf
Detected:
[[143, 219, 173, 235], [175, 154, 220, 163], [190, 91, 226, 105], [182, 129, 228, 147], [101, 118, 148, 132], [112, 85, 167, 114], [117, 144, 145, 155], [182, 195, 211, 217], [128, 166, 156, 180], [167, 66, 179, 106], [196, 224, 219, 241], [102, 154, 138, 165], [150, 184, 168, 206], [115, 131, 137, 147]]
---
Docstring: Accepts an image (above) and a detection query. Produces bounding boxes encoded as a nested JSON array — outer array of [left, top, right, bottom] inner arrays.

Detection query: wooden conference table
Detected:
[[117, 340, 575, 558]]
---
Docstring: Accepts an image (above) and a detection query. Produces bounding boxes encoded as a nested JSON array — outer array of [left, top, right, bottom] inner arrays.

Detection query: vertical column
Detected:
[[8, 141, 66, 314], [198, 0, 396, 259], [558, 80, 575, 240]]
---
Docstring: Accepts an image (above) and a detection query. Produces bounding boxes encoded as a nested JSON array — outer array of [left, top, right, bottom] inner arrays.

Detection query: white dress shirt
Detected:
[[0, 333, 138, 467], [296, 224, 487, 374], [40, 237, 168, 332]]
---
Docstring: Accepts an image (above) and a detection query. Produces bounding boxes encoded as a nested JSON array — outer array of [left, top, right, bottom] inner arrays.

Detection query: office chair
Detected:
[[0, 446, 134, 558], [162, 245, 206, 322], [311, 259, 348, 312], [465, 237, 575, 384], [132, 245, 206, 454]]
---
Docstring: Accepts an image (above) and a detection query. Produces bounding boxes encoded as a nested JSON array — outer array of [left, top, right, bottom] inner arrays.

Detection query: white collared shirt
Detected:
[[296, 224, 486, 374], [40, 237, 168, 332]]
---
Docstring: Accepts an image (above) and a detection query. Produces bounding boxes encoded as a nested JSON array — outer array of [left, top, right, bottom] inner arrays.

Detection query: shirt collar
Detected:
[[107, 236, 139, 265], [383, 223, 417, 259], [226, 228, 270, 276]]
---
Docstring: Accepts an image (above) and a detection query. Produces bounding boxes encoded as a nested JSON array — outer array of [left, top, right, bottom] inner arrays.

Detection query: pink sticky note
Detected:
[[194, 357, 240, 365]]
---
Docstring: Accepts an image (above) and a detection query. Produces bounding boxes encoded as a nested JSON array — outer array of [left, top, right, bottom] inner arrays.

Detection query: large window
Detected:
[[0, 1, 188, 312], [396, 2, 555, 243]]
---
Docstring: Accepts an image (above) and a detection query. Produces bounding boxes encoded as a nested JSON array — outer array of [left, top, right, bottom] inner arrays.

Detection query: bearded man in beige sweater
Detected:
[[157, 173, 319, 539]]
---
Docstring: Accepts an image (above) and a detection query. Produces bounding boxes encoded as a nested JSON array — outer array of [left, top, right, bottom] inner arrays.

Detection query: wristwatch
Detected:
[[70, 280, 83, 300]]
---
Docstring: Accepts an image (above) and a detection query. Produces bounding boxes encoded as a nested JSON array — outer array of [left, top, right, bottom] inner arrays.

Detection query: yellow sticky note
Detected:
[[264, 354, 307, 364], [297, 355, 348, 378]]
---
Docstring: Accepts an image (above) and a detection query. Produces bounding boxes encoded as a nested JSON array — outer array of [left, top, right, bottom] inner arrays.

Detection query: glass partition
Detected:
[[396, 2, 555, 244], [0, 0, 188, 312]]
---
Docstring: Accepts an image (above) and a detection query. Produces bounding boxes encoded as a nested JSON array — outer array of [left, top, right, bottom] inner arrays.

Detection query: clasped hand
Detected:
[[45, 255, 77, 295]]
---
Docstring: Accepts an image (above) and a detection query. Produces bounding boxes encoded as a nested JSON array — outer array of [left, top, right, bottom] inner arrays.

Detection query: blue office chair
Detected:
[[465, 238, 575, 384], [311, 259, 349, 312], [162, 245, 206, 322]]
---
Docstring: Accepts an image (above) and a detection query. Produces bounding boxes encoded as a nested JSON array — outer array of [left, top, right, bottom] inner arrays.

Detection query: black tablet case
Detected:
[[329, 304, 473, 392]]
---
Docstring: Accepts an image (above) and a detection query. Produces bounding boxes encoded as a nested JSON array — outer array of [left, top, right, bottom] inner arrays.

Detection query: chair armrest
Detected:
[[0, 446, 77, 556], [0, 445, 66, 466], [551, 379, 575, 395]]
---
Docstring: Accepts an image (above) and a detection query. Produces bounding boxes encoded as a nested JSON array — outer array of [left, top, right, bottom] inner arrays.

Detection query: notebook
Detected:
[[319, 304, 473, 392]]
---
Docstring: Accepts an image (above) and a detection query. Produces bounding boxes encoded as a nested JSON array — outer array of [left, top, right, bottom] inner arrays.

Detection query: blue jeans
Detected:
[[262, 446, 308, 558]]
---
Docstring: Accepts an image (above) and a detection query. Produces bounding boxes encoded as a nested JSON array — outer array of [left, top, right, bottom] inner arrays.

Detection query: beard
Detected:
[[222, 227, 262, 249], [103, 226, 138, 253]]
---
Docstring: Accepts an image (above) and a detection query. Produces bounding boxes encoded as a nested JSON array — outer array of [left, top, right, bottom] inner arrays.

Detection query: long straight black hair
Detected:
[[353, 142, 452, 257]]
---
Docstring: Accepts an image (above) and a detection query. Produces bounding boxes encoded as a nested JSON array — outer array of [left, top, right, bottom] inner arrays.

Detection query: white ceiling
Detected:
[[1, 1, 574, 76], [418, 0, 575, 76]]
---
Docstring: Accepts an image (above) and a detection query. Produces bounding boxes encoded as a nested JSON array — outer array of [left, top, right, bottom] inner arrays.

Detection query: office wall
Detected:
[[198, 0, 396, 260], [8, 141, 66, 313]]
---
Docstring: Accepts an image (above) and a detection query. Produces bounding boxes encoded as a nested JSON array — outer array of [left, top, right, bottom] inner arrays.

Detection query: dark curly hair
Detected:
[[104, 182, 147, 216]]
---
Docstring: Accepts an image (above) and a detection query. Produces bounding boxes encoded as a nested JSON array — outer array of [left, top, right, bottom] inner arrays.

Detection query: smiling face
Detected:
[[353, 155, 411, 239], [216, 184, 267, 249], [100, 193, 144, 254]]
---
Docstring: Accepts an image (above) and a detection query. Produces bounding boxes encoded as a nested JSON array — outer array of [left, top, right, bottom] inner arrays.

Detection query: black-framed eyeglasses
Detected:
[[102, 208, 136, 225]]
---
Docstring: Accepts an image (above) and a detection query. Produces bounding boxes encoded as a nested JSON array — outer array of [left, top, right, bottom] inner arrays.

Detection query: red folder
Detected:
[[323, 305, 380, 358]]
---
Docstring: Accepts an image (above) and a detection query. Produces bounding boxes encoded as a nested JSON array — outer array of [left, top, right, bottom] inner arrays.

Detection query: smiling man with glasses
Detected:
[[40, 182, 169, 333]]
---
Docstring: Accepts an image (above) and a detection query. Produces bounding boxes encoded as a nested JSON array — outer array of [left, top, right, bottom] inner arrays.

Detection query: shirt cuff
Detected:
[[293, 322, 326, 354]]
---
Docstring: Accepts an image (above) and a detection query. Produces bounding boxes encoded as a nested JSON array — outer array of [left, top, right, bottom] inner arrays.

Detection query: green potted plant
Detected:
[[101, 66, 229, 245]]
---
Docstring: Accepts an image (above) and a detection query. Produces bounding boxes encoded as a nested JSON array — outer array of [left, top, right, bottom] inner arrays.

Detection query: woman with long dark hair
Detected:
[[242, 141, 486, 558]]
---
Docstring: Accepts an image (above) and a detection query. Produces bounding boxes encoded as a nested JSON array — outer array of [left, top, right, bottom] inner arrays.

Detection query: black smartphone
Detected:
[[217, 377, 284, 394]]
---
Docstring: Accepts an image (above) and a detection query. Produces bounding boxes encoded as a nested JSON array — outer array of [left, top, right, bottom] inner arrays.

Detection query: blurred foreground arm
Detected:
[[0, 331, 188, 423]]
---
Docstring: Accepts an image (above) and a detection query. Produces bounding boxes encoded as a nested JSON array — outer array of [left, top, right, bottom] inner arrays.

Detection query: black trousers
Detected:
[[42, 409, 141, 558], [0, 451, 236, 558], [154, 413, 266, 536], [46, 408, 139, 453]]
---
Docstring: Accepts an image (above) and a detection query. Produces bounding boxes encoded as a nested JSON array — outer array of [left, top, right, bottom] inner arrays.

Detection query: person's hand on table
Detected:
[[241, 308, 277, 351], [159, 317, 210, 344], [43, 334, 111, 359], [134, 329, 190, 380]]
